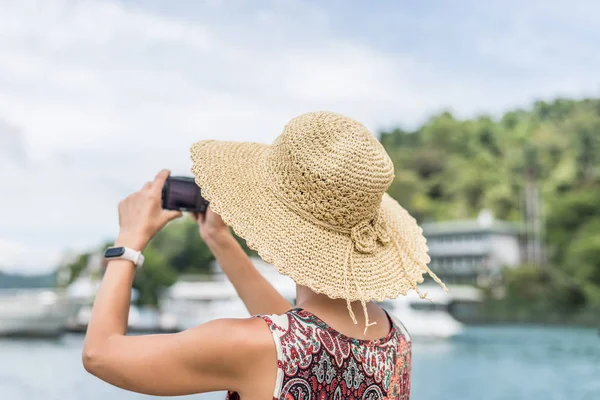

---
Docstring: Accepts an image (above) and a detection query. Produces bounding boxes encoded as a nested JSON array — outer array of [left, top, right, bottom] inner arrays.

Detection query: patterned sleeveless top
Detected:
[[227, 308, 412, 399]]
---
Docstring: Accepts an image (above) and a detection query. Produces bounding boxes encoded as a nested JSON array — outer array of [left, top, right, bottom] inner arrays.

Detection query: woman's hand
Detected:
[[191, 207, 231, 244], [116, 169, 183, 250]]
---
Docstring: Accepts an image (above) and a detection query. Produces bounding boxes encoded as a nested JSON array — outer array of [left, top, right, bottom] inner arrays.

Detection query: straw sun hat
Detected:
[[190, 111, 446, 329]]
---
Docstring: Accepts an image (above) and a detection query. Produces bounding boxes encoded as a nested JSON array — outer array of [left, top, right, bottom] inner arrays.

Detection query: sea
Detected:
[[1, 325, 599, 400]]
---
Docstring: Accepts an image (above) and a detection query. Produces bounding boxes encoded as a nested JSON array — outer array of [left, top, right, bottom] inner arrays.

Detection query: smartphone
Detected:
[[161, 176, 209, 213]]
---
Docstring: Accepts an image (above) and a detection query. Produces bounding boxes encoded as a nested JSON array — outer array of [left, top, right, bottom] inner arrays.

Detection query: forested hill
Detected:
[[0, 270, 57, 289], [380, 97, 600, 317], [380, 98, 599, 223]]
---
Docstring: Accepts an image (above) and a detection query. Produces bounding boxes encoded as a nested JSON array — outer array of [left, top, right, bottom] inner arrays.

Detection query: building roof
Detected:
[[422, 218, 523, 236]]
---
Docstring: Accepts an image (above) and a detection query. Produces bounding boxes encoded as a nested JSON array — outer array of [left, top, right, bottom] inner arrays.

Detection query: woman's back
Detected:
[[227, 308, 411, 400]]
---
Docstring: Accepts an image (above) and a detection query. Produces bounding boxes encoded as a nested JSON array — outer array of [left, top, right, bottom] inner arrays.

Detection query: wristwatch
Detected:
[[104, 246, 145, 267]]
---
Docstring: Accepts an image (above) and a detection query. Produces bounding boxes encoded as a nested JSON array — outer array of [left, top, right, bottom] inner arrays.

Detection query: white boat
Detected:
[[162, 258, 465, 339], [0, 288, 71, 337], [379, 285, 465, 339], [161, 258, 297, 328], [67, 275, 178, 333]]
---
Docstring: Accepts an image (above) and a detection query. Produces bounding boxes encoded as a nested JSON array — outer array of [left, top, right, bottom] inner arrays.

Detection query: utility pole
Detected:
[[524, 145, 543, 267]]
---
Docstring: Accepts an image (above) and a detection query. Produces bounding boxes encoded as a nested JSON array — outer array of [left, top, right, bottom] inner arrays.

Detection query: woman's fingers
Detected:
[[151, 169, 171, 194], [189, 211, 206, 225]]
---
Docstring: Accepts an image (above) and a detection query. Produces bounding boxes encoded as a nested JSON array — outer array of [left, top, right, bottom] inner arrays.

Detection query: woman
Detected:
[[83, 111, 446, 399]]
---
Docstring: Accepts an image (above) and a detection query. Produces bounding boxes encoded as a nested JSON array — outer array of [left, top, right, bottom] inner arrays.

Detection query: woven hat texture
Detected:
[[190, 111, 446, 322]]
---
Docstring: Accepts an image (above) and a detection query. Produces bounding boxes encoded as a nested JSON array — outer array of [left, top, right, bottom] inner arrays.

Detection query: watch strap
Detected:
[[105, 246, 145, 267], [122, 247, 145, 267]]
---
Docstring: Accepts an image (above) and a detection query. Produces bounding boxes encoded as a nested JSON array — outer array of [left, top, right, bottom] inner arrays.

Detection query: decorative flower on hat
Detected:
[[350, 212, 391, 254]]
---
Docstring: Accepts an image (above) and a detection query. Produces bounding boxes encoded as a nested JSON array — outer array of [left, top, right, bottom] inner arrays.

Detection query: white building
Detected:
[[422, 210, 523, 286]]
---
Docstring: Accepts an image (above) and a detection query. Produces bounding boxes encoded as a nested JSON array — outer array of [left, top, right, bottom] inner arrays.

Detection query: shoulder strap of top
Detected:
[[386, 310, 412, 344], [256, 313, 290, 399]]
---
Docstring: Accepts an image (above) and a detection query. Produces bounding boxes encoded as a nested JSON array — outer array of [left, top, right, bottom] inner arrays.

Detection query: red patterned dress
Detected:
[[227, 308, 411, 399]]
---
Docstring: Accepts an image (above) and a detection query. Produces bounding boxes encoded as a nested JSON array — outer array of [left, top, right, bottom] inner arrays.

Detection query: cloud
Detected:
[[0, 119, 29, 167], [0, 0, 598, 272], [0, 238, 63, 274]]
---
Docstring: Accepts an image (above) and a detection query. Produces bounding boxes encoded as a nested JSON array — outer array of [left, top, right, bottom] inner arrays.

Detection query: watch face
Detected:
[[105, 247, 126, 258]]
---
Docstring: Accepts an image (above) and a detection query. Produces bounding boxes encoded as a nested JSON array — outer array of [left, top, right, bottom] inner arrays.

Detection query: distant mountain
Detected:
[[0, 270, 57, 289]]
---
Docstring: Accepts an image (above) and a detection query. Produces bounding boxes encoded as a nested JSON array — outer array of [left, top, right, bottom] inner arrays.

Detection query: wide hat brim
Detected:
[[190, 140, 432, 302]]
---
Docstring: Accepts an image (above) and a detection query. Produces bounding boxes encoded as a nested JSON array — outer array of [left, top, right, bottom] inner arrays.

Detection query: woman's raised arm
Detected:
[[194, 208, 294, 316], [83, 170, 277, 395]]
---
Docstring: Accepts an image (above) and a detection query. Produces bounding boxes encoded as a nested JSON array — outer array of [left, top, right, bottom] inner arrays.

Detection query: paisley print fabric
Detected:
[[227, 308, 411, 399]]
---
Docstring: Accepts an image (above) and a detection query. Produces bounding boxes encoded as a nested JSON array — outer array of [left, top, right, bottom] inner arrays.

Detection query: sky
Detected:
[[1, 0, 599, 273]]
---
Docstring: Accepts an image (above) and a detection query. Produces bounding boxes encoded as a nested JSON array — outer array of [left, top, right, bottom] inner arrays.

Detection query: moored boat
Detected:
[[0, 288, 71, 337]]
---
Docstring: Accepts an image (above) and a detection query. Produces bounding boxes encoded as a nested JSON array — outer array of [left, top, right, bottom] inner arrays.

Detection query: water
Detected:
[[1, 326, 599, 400]]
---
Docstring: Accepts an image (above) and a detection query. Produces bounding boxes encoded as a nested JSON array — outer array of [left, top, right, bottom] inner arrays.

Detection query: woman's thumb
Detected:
[[163, 210, 183, 222]]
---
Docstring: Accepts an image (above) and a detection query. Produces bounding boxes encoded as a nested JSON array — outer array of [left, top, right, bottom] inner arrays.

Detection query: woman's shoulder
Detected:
[[202, 317, 278, 355]]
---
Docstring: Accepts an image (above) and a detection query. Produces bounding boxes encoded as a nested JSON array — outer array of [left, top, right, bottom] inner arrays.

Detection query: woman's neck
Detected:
[[294, 285, 391, 340]]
